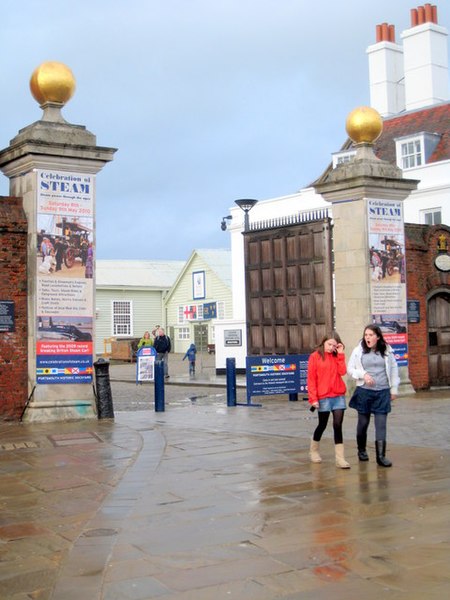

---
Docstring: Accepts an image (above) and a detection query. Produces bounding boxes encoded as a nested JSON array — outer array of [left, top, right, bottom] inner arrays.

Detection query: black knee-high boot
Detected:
[[357, 434, 369, 461], [375, 440, 392, 467]]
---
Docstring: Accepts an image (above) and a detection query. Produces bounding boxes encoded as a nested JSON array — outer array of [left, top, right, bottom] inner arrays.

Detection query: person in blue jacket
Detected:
[[183, 343, 197, 376]]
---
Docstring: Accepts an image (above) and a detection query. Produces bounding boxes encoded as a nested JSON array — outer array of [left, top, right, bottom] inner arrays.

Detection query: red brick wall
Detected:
[[0, 197, 28, 420], [405, 223, 450, 390]]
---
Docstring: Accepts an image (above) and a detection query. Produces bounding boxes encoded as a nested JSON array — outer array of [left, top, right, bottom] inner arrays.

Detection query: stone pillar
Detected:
[[314, 107, 418, 392], [0, 62, 116, 421]]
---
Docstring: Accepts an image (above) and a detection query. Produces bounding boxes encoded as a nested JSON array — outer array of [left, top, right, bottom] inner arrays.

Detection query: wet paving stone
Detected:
[[0, 373, 449, 598]]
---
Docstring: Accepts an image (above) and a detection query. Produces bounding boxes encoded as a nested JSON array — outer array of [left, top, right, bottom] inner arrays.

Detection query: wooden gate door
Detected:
[[244, 216, 333, 355], [428, 291, 450, 385]]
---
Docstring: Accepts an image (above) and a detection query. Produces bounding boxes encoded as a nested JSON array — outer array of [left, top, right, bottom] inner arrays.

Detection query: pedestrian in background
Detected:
[[137, 331, 154, 350], [154, 328, 171, 379], [347, 324, 400, 467], [307, 331, 350, 469], [183, 343, 197, 376]]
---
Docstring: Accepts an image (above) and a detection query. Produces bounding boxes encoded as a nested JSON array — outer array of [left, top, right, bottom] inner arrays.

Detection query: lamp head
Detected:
[[235, 198, 258, 213]]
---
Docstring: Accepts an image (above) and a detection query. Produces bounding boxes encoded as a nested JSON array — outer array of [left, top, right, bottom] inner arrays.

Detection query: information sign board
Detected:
[[0, 301, 14, 332], [246, 354, 309, 402], [136, 346, 157, 382]]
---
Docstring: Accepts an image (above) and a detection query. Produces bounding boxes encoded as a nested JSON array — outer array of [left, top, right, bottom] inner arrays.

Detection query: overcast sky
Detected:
[[1, 0, 449, 260]]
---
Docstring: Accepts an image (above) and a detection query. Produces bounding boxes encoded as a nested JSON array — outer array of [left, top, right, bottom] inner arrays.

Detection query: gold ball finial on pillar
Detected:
[[345, 106, 383, 144], [30, 61, 76, 106]]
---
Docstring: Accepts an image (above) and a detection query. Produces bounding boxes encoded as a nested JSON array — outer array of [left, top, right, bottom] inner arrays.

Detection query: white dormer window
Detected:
[[395, 132, 441, 170], [332, 150, 357, 168], [399, 138, 422, 169]]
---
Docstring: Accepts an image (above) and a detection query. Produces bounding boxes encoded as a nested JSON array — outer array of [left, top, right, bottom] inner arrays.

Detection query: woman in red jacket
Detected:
[[307, 332, 350, 469]]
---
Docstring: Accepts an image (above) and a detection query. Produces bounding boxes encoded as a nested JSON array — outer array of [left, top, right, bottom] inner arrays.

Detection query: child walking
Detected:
[[183, 343, 197, 376]]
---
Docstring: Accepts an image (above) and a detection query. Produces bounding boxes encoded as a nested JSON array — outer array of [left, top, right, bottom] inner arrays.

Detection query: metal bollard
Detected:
[[226, 357, 237, 406], [154, 359, 165, 412], [94, 358, 114, 419]]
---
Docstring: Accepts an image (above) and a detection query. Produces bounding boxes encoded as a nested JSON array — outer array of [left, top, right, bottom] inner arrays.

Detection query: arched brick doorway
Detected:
[[428, 290, 450, 386]]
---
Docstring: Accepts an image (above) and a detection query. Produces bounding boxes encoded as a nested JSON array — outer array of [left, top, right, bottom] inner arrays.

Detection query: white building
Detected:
[[228, 3, 450, 366], [164, 249, 232, 354], [95, 259, 184, 357]]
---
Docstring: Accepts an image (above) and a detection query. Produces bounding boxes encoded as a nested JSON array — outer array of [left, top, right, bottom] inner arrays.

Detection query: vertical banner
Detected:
[[192, 271, 205, 300], [367, 199, 408, 366], [35, 170, 95, 383]]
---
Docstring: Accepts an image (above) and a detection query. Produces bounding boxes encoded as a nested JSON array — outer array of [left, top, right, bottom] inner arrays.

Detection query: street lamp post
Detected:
[[234, 198, 258, 231]]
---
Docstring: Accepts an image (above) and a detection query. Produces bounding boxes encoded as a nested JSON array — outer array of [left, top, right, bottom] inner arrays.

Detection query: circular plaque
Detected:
[[434, 254, 450, 272]]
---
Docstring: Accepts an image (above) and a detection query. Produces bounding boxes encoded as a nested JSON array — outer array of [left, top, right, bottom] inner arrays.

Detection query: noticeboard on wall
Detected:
[[407, 300, 420, 323], [224, 329, 242, 346], [0, 301, 14, 332]]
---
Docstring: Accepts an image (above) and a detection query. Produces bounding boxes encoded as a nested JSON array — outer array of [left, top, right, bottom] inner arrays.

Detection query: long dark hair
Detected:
[[361, 324, 387, 356], [316, 331, 342, 360]]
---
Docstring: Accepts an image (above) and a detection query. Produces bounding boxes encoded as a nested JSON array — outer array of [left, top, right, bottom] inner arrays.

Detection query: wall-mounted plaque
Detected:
[[434, 254, 450, 272], [0, 301, 14, 332]]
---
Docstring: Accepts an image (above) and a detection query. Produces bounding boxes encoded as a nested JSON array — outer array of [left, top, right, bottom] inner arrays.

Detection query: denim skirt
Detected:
[[318, 395, 347, 412], [349, 387, 391, 414]]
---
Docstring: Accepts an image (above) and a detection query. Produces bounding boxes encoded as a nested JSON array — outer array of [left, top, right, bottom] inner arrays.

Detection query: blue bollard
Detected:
[[226, 357, 237, 406], [289, 393, 298, 402], [154, 360, 165, 412]]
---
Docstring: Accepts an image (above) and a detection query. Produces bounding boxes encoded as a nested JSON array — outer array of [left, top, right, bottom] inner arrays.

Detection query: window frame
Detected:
[[420, 208, 442, 226], [332, 150, 356, 168], [177, 326, 190, 340], [111, 300, 133, 337], [395, 135, 423, 170]]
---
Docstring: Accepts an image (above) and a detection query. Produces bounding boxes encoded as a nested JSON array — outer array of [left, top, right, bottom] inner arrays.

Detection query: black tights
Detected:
[[313, 409, 345, 444], [357, 413, 387, 441]]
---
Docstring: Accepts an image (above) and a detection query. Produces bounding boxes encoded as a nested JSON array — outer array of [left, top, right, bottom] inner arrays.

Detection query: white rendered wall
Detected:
[[402, 22, 449, 111], [214, 319, 247, 370], [367, 41, 405, 116], [402, 161, 450, 225]]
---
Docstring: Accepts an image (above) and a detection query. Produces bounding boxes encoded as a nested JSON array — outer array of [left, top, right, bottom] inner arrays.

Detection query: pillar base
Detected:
[[22, 400, 96, 423]]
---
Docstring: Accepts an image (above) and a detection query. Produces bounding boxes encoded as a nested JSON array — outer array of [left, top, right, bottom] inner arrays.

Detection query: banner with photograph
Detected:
[[367, 199, 408, 366], [35, 169, 95, 383]]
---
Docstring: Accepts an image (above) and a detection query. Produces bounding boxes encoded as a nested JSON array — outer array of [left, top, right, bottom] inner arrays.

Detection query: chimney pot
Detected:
[[431, 4, 438, 24], [418, 6, 425, 25], [376, 23, 382, 43], [388, 24, 395, 43]]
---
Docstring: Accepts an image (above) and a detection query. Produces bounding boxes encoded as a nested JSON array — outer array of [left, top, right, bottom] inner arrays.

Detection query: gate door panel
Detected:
[[428, 292, 450, 386], [245, 217, 333, 355]]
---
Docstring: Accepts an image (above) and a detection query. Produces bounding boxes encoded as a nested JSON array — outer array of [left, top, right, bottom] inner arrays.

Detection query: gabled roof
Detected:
[[373, 102, 450, 164], [96, 259, 184, 289], [164, 248, 231, 303], [195, 249, 232, 287]]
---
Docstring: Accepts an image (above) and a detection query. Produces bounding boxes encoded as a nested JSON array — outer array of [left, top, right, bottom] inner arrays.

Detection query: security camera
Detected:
[[221, 215, 232, 231]]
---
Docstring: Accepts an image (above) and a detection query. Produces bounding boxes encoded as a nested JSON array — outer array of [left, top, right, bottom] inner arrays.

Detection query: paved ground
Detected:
[[0, 353, 449, 599]]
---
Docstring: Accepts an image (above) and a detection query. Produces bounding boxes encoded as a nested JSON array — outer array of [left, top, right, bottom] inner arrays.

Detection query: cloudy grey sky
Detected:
[[1, 0, 449, 260]]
